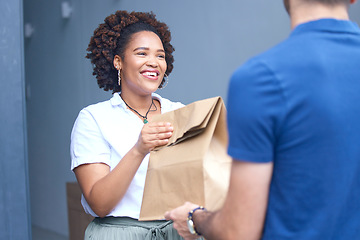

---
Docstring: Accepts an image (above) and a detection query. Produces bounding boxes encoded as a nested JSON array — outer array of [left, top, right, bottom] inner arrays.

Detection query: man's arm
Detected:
[[165, 159, 273, 240]]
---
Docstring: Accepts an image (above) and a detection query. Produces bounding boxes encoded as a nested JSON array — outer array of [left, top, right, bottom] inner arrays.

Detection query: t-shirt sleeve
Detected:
[[70, 108, 111, 170], [226, 58, 285, 163]]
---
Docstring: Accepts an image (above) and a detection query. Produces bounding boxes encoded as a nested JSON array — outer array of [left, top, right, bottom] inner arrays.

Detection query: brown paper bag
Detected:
[[139, 96, 232, 221]]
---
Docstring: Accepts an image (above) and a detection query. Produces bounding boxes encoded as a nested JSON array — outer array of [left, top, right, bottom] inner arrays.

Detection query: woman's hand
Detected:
[[135, 122, 173, 156]]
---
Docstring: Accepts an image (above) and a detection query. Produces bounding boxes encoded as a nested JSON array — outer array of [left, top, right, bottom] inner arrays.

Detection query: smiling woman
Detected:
[[115, 31, 168, 104], [70, 11, 185, 239]]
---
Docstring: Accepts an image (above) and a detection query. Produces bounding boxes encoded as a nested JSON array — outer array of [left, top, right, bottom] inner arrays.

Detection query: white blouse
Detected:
[[70, 92, 184, 218]]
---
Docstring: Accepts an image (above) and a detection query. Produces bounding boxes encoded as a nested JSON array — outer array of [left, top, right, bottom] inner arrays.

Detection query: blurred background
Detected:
[[2, 0, 360, 239]]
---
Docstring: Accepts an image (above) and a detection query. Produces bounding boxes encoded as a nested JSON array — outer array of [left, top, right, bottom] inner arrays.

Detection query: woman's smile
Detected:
[[140, 69, 160, 80]]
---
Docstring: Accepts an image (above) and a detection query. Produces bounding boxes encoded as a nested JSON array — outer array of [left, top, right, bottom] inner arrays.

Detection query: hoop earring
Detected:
[[159, 73, 169, 89], [118, 69, 121, 86]]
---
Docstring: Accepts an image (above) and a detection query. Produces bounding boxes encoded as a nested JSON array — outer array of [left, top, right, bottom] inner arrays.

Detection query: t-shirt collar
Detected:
[[110, 92, 163, 109], [291, 18, 360, 37]]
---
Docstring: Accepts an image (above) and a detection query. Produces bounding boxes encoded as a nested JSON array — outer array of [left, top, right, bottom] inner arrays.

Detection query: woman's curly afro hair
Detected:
[[86, 11, 175, 93]]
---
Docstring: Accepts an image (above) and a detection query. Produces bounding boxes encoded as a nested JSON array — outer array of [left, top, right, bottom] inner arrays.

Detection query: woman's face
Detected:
[[116, 31, 167, 96]]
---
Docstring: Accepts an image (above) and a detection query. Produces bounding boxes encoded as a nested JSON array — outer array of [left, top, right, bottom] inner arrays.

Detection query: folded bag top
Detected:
[[153, 97, 218, 150]]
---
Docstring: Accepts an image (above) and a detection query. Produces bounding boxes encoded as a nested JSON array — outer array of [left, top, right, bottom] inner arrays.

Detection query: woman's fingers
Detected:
[[143, 122, 173, 138], [145, 122, 173, 134], [136, 122, 174, 155]]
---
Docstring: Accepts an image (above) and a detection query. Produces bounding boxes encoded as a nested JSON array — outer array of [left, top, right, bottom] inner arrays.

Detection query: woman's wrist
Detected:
[[132, 144, 149, 159]]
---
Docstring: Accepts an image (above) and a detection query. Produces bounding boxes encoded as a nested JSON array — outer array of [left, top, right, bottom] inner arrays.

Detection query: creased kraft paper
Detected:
[[139, 97, 231, 221]]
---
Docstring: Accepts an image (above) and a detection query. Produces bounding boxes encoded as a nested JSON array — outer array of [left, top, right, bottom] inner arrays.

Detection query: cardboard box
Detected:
[[66, 182, 94, 240]]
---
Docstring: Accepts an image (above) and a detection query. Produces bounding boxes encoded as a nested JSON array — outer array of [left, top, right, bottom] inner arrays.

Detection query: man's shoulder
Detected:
[[258, 36, 299, 61], [233, 34, 305, 77]]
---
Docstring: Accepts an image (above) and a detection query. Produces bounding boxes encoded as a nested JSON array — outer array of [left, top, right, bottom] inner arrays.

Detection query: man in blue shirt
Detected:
[[165, 0, 360, 239]]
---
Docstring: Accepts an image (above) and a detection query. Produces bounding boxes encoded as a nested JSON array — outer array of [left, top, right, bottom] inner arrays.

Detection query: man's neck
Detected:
[[290, 2, 350, 29]]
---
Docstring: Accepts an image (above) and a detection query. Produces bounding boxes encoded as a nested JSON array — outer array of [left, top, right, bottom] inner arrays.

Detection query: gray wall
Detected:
[[0, 0, 31, 239], [24, 0, 360, 237]]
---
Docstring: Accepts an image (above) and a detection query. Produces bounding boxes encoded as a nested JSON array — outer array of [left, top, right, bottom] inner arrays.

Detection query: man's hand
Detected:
[[165, 160, 273, 240], [164, 202, 201, 240]]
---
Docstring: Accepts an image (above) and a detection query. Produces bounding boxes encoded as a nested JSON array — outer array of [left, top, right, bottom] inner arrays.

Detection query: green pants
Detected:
[[84, 216, 185, 240]]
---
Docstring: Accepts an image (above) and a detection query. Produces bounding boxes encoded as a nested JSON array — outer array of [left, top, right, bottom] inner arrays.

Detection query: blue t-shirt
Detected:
[[227, 19, 360, 239]]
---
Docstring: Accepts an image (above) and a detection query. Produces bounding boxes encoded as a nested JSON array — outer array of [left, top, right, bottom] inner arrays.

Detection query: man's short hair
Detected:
[[306, 0, 350, 4]]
